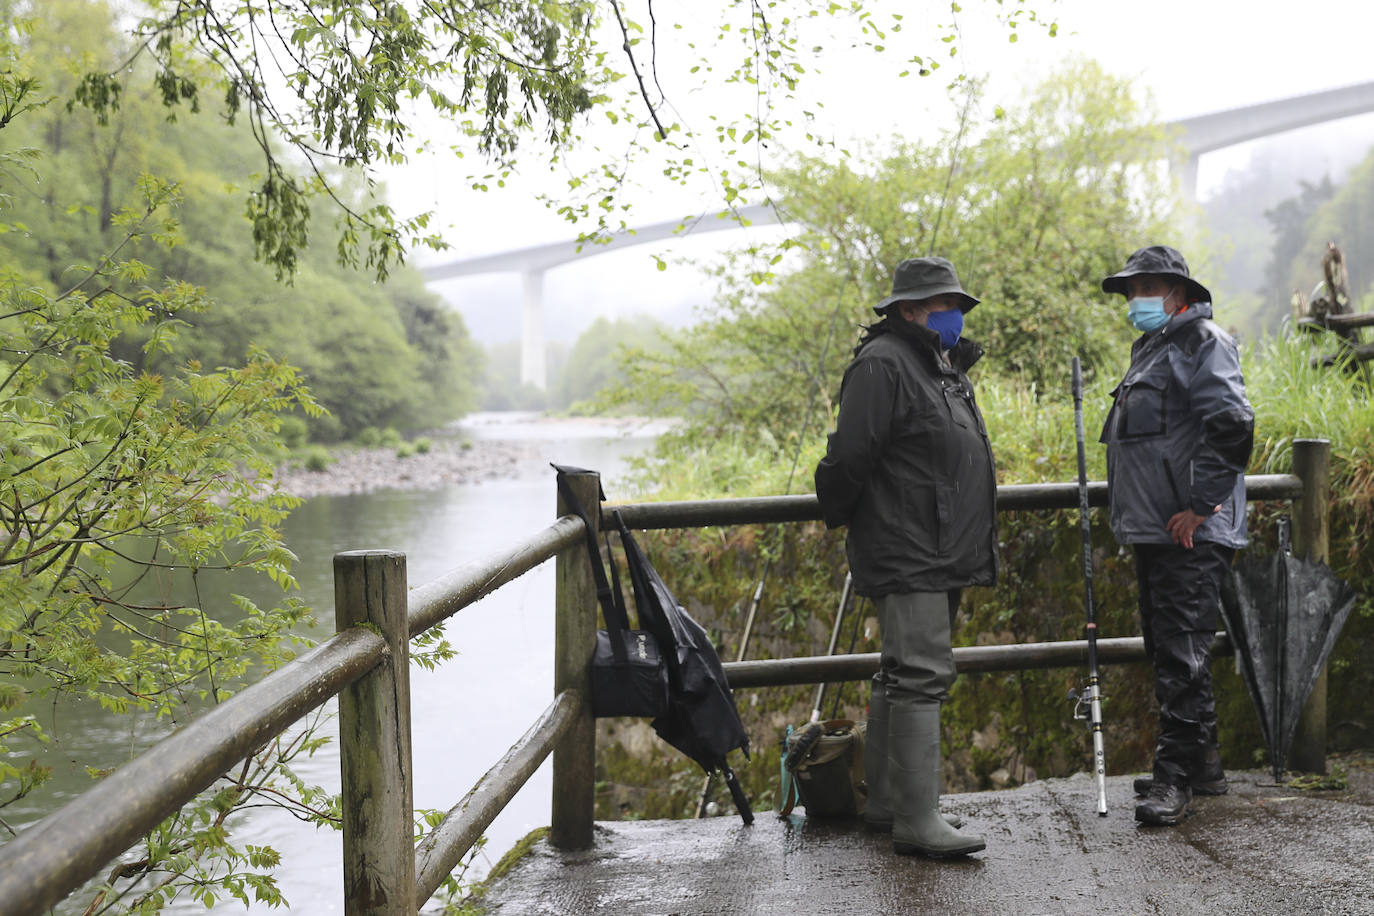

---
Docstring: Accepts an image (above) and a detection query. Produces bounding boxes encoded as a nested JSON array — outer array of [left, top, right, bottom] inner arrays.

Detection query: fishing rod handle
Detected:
[[1091, 696, 1108, 816]]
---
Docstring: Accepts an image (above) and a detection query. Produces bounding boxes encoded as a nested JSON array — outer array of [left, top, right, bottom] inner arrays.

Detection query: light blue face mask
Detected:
[[1127, 296, 1169, 333], [925, 308, 964, 349]]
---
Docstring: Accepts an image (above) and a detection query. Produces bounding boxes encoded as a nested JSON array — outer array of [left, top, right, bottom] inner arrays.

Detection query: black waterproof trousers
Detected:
[[1135, 542, 1234, 786]]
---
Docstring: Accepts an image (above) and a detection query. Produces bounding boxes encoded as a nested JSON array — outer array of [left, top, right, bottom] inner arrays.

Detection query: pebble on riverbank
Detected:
[[272, 438, 545, 499]]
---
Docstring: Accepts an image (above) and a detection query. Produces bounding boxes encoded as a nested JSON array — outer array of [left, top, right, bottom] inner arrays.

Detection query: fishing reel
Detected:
[[1066, 683, 1104, 721]]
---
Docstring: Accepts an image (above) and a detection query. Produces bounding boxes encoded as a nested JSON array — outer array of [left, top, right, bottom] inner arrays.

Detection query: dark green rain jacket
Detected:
[[814, 317, 998, 597]]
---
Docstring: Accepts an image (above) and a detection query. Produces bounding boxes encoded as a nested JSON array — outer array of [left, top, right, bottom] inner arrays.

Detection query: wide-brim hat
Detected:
[[1101, 245, 1211, 304], [874, 256, 979, 314]]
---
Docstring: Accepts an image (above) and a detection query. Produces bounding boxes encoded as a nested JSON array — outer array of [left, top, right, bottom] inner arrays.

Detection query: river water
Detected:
[[15, 412, 664, 914]]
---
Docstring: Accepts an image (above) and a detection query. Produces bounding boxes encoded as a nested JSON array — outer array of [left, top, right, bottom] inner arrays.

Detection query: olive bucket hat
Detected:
[[874, 256, 979, 315], [1101, 245, 1212, 304]]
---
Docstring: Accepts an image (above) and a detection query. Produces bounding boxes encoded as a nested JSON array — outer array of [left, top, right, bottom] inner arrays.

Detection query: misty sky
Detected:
[[393, 0, 1374, 346]]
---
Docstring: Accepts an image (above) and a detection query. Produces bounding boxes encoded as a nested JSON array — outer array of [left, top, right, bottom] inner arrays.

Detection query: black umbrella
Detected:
[[609, 509, 754, 824], [1220, 526, 1358, 780]]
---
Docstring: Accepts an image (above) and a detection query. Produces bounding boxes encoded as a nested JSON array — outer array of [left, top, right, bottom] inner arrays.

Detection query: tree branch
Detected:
[[607, 0, 669, 142]]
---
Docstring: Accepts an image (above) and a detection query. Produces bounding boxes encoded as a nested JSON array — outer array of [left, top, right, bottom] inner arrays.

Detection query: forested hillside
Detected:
[[0, 0, 483, 442]]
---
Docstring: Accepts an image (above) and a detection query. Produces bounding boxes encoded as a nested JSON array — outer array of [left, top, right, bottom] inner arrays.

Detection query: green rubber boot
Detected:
[[863, 681, 893, 831], [889, 700, 984, 857], [865, 684, 963, 832]]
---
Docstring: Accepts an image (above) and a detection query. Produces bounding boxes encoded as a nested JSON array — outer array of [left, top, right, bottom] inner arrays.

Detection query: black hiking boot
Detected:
[[1133, 745, 1228, 797], [1135, 783, 1192, 826]]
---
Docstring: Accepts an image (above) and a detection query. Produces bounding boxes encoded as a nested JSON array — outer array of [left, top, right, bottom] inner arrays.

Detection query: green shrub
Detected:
[[380, 427, 403, 448], [395, 442, 415, 459], [303, 446, 334, 472], [413, 436, 433, 454], [356, 426, 382, 448]]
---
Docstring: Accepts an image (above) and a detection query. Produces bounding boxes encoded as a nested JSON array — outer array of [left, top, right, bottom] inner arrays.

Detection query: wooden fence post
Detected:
[[551, 471, 598, 849], [1289, 439, 1331, 775], [335, 550, 416, 914]]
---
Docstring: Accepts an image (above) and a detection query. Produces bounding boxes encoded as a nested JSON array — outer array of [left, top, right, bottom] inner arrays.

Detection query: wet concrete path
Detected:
[[471, 759, 1374, 915]]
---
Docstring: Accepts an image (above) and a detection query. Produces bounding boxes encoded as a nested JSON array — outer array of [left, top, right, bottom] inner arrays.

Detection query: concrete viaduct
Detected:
[[423, 79, 1374, 389]]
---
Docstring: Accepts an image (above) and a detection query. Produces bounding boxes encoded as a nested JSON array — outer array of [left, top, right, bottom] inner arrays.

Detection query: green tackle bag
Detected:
[[778, 718, 866, 818]]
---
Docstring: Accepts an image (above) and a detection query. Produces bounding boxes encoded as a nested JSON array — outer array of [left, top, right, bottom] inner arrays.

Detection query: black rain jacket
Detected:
[[1099, 303, 1254, 548], [814, 317, 998, 597]]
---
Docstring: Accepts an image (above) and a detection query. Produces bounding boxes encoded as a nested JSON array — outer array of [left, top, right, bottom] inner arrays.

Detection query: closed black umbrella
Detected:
[[609, 509, 754, 824], [1220, 527, 1358, 780]]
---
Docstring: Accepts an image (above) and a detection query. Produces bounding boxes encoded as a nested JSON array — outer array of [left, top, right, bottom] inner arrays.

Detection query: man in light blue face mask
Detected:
[[1125, 276, 1181, 333], [1098, 245, 1255, 829]]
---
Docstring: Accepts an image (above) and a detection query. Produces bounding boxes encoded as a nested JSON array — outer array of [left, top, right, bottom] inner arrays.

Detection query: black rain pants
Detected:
[[1134, 541, 1234, 786]]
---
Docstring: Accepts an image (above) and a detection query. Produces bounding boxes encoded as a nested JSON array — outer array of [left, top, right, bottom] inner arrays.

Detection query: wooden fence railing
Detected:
[[0, 441, 1331, 916], [1298, 310, 1374, 366]]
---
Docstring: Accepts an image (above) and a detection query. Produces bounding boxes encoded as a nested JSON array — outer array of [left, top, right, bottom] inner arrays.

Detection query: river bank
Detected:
[[273, 437, 545, 499], [271, 414, 671, 499]]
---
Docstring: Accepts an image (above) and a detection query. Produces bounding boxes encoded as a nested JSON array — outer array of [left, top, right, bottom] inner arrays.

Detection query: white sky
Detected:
[[389, 0, 1374, 345]]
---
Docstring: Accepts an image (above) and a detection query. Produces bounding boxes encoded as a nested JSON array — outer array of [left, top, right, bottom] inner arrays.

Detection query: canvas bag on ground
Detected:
[[780, 718, 866, 817], [554, 464, 669, 718]]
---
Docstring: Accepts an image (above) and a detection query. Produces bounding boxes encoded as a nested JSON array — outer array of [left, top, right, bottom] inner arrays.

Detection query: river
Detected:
[[13, 412, 665, 914]]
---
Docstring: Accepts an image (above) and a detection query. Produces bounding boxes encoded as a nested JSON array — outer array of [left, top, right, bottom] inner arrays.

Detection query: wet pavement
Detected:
[[471, 758, 1374, 915]]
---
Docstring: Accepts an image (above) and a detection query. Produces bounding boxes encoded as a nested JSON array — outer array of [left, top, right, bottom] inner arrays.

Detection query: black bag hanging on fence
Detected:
[[554, 465, 669, 719], [553, 464, 753, 824], [608, 510, 754, 824]]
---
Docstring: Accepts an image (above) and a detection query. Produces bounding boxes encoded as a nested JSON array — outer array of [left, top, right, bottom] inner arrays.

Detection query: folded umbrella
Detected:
[[1220, 530, 1358, 780]]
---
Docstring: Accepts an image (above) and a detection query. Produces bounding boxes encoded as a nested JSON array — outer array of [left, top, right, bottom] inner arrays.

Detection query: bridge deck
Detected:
[[464, 755, 1374, 915]]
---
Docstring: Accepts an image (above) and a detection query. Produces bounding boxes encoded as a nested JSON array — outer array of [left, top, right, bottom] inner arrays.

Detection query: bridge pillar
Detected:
[[1171, 152, 1200, 203], [521, 270, 547, 390]]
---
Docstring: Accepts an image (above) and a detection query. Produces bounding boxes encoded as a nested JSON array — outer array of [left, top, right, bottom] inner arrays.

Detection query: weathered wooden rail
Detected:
[[1298, 309, 1374, 365], [0, 442, 1331, 916]]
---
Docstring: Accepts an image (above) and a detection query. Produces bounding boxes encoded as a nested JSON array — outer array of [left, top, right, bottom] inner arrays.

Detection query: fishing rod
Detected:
[[810, 572, 854, 723], [828, 591, 868, 720], [1069, 356, 1109, 817]]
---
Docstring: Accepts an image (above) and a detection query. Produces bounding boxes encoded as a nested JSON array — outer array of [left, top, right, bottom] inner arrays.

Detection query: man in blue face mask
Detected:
[[1099, 245, 1255, 827], [815, 256, 997, 858]]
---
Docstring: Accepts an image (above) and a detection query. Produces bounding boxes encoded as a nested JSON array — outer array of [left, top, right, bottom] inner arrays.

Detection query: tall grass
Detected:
[[1244, 335, 1374, 551], [635, 332, 1370, 502]]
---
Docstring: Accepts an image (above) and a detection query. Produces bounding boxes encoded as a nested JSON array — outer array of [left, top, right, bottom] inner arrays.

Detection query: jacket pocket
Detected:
[[1115, 375, 1168, 439], [892, 483, 941, 562], [934, 483, 955, 557], [941, 382, 983, 433]]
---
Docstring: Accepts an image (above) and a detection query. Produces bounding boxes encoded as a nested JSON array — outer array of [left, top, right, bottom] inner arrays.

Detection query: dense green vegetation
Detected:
[[0, 0, 484, 443], [0, 95, 324, 916], [0, 2, 478, 910]]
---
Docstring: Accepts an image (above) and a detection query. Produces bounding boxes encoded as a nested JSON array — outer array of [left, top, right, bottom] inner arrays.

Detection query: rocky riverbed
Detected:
[[272, 437, 547, 499]]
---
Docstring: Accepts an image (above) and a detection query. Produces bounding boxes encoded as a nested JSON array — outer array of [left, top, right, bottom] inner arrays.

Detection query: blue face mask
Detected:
[[925, 309, 964, 349], [1127, 296, 1169, 333]]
